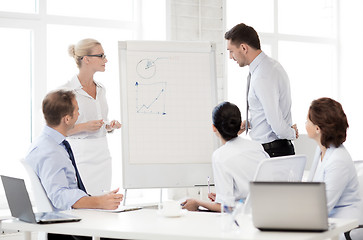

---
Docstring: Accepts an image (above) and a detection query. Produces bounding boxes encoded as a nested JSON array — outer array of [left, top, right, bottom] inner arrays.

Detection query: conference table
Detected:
[[0, 208, 358, 240]]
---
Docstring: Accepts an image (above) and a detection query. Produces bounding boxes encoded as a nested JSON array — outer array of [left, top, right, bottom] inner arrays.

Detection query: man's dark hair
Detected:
[[42, 90, 75, 127], [225, 23, 261, 50]]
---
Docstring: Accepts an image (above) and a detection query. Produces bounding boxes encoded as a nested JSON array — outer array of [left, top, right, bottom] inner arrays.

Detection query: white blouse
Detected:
[[213, 137, 269, 205], [61, 75, 109, 139]]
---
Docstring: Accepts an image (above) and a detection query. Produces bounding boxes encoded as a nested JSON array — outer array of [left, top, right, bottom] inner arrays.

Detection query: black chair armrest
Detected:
[[344, 225, 363, 240]]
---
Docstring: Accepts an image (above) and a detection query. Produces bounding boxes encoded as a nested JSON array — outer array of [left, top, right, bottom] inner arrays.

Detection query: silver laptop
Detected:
[[1, 175, 81, 224], [249, 181, 329, 232]]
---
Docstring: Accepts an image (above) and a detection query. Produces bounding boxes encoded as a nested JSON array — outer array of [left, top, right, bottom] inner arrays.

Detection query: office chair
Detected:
[[21, 159, 53, 212], [293, 134, 317, 170], [243, 154, 307, 214], [21, 159, 53, 240], [344, 160, 363, 240]]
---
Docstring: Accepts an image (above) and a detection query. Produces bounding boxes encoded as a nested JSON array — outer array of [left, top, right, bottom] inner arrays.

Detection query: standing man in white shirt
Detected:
[[225, 23, 299, 157]]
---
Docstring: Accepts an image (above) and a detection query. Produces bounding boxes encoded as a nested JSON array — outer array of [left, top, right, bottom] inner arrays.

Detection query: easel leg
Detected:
[[22, 231, 31, 240], [123, 189, 127, 206]]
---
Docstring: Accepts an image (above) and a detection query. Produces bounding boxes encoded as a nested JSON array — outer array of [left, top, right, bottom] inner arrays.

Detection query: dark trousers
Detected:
[[48, 233, 90, 240], [262, 139, 295, 158], [48, 233, 119, 240]]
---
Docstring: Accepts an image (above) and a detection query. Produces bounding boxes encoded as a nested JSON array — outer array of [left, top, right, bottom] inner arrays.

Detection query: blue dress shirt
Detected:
[[25, 126, 88, 211], [248, 51, 296, 144]]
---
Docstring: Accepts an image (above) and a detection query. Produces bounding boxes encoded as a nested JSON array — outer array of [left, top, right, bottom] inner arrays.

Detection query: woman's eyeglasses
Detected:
[[80, 54, 106, 60]]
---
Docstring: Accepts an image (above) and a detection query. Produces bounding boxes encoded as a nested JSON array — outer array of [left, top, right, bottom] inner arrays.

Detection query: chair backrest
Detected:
[[293, 134, 317, 170], [354, 160, 363, 222], [20, 159, 53, 212], [253, 154, 307, 182], [243, 155, 307, 214]]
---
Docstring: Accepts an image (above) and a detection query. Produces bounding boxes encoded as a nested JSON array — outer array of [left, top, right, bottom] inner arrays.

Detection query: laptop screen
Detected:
[[1, 175, 81, 224], [1, 175, 37, 223]]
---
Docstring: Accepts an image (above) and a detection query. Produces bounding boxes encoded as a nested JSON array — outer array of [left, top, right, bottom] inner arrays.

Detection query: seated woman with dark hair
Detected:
[[306, 97, 361, 219], [181, 102, 269, 212]]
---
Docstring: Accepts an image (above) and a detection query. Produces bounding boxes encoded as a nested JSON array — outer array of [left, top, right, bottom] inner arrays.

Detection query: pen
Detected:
[[231, 199, 244, 228], [207, 176, 210, 194], [102, 189, 120, 194]]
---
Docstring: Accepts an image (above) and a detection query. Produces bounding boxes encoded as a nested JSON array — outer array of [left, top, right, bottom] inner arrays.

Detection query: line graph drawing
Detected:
[[135, 81, 167, 115]]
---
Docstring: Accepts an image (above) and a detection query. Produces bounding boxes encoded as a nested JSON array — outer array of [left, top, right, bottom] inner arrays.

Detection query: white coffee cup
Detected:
[[159, 200, 182, 217]]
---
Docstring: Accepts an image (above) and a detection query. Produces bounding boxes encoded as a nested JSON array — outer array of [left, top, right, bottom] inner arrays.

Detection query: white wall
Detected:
[[339, 0, 363, 160]]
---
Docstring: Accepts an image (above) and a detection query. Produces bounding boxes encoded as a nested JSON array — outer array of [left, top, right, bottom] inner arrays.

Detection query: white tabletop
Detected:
[[0, 209, 358, 240]]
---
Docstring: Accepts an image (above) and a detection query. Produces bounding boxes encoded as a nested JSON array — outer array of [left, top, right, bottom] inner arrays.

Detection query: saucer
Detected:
[[157, 209, 186, 218]]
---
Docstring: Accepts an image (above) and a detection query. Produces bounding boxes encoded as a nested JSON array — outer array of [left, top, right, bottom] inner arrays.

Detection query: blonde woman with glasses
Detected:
[[61, 38, 121, 196]]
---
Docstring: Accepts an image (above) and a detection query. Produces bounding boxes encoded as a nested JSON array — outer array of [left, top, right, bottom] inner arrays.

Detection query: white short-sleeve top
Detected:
[[213, 137, 269, 205]]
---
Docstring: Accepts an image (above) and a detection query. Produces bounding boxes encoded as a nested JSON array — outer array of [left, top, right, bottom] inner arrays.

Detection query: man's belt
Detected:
[[262, 139, 293, 150]]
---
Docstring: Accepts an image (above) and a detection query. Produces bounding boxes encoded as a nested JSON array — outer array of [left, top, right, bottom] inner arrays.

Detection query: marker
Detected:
[[207, 176, 211, 194]]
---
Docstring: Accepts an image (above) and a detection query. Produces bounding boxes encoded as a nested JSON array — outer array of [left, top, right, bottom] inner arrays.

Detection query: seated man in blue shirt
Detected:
[[26, 90, 123, 240]]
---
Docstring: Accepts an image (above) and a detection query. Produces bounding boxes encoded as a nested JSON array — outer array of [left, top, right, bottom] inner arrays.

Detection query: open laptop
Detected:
[[249, 181, 329, 232], [1, 175, 81, 224]]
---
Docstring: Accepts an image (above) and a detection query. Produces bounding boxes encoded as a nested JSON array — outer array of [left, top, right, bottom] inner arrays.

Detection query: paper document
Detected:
[[89, 206, 142, 213]]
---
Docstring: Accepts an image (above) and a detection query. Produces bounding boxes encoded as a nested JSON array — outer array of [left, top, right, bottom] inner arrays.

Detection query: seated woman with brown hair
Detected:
[[306, 97, 361, 219]]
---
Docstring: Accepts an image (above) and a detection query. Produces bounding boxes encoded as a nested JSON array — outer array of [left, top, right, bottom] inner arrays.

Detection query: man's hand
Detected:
[[238, 121, 247, 135], [292, 124, 299, 139], [98, 188, 123, 210], [72, 188, 123, 210]]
